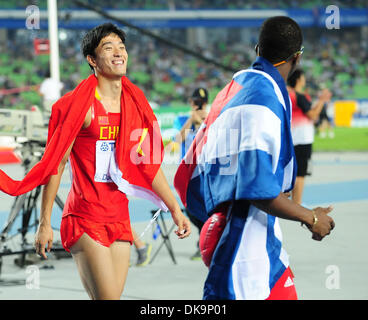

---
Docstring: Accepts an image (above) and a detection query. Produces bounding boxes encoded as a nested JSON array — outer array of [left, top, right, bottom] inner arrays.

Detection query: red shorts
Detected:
[[266, 267, 298, 300], [60, 215, 134, 252]]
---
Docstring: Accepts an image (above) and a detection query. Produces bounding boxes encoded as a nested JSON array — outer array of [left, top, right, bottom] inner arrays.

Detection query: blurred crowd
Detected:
[[1, 24, 368, 111], [2, 0, 367, 9]]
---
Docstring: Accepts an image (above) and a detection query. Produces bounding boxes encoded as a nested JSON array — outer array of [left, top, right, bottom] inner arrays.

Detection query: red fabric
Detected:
[[0, 147, 21, 164], [174, 80, 243, 207], [199, 203, 230, 267], [60, 215, 133, 252], [266, 267, 298, 300], [64, 97, 129, 223], [289, 88, 312, 126], [0, 75, 163, 199]]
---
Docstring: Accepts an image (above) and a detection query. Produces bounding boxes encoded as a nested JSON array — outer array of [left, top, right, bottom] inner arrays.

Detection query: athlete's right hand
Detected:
[[34, 223, 53, 259], [308, 206, 335, 241]]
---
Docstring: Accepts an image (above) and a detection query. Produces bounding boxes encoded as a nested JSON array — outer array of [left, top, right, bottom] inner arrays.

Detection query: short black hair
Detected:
[[258, 16, 303, 64], [81, 22, 126, 71], [192, 87, 208, 102], [287, 68, 304, 88], [191, 87, 208, 109]]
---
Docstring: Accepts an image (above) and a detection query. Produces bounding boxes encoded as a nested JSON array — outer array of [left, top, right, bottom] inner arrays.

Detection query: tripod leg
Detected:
[[21, 187, 41, 239], [0, 194, 27, 238], [149, 216, 177, 265], [163, 226, 177, 264], [149, 228, 167, 264], [16, 187, 41, 268], [0, 194, 27, 274], [54, 194, 65, 211], [159, 215, 177, 264]]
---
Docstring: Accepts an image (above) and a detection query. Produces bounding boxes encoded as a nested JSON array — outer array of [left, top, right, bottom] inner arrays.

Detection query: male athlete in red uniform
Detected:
[[32, 23, 191, 300]]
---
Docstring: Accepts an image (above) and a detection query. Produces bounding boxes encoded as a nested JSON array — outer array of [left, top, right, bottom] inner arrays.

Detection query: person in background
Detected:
[[175, 88, 208, 159], [174, 88, 208, 260], [38, 68, 64, 121], [131, 229, 152, 267], [287, 69, 332, 205], [316, 102, 335, 139]]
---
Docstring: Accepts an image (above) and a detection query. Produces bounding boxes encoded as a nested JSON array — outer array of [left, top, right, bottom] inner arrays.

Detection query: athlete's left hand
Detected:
[[171, 208, 191, 239]]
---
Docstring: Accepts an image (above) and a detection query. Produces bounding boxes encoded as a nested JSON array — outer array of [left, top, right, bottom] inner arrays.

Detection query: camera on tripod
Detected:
[[0, 105, 48, 145], [0, 106, 68, 279]]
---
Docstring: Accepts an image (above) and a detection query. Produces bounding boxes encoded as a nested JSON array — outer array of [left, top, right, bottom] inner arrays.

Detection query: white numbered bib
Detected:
[[95, 140, 115, 183]]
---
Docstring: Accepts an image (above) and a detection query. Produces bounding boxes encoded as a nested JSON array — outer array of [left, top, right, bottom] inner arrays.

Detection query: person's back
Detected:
[[38, 75, 64, 122], [39, 77, 63, 101], [199, 56, 296, 301]]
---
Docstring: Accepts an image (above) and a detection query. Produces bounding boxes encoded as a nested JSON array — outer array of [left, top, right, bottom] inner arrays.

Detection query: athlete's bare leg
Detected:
[[292, 176, 305, 205], [70, 233, 130, 300], [110, 240, 131, 296]]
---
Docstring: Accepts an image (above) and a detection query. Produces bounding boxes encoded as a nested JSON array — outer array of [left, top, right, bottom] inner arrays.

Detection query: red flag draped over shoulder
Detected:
[[174, 80, 242, 209], [0, 74, 166, 210]]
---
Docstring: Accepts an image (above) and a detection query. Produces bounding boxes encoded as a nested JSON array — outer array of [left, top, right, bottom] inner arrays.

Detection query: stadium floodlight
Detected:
[[47, 0, 61, 99]]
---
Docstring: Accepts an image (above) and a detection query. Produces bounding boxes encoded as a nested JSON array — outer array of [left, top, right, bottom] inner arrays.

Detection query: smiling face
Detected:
[[87, 33, 128, 79]]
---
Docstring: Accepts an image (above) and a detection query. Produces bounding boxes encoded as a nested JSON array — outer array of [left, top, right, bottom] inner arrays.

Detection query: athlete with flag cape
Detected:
[[174, 16, 335, 300], [0, 23, 191, 300]]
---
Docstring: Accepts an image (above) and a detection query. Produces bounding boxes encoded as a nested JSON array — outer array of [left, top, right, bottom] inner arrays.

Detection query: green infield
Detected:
[[162, 127, 368, 152], [313, 127, 368, 151]]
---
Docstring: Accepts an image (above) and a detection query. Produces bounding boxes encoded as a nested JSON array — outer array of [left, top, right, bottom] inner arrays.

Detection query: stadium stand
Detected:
[[1, 0, 367, 9], [0, 2, 368, 111]]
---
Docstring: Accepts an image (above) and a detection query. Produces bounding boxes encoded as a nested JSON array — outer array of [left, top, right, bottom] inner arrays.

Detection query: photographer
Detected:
[[175, 88, 208, 159], [174, 88, 208, 260]]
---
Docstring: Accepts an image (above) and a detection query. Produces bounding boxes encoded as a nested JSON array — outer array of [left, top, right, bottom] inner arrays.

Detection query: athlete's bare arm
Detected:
[[306, 89, 332, 121], [152, 168, 191, 239], [251, 192, 335, 241], [34, 107, 92, 259], [34, 140, 75, 259]]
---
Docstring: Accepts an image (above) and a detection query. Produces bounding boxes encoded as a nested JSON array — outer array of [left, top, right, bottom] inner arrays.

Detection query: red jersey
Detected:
[[289, 88, 314, 145], [63, 90, 130, 223]]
